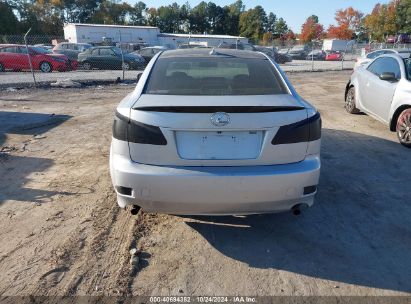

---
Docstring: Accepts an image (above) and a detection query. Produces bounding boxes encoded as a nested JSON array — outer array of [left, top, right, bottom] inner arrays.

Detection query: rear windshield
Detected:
[[144, 57, 287, 95]]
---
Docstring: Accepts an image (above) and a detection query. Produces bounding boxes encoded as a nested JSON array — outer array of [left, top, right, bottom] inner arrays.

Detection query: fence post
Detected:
[[342, 43, 349, 71], [119, 30, 125, 81], [24, 28, 37, 87], [311, 44, 316, 72]]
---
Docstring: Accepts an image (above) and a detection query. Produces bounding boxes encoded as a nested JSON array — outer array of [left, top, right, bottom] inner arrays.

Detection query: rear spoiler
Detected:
[[132, 106, 305, 113]]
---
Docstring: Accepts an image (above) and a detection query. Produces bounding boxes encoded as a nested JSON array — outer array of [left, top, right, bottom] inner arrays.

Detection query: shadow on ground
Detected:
[[0, 111, 72, 205], [184, 129, 411, 292], [0, 111, 71, 136]]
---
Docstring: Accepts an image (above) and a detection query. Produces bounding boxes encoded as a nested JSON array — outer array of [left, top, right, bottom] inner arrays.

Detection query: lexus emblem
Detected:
[[211, 112, 230, 127]]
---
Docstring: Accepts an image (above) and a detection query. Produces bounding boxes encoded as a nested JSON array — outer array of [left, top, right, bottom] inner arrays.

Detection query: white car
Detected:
[[345, 54, 411, 147], [354, 49, 411, 70], [110, 49, 321, 215]]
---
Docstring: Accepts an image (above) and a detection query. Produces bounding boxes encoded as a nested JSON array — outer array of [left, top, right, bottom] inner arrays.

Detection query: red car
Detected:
[[325, 51, 343, 61], [0, 44, 76, 73]]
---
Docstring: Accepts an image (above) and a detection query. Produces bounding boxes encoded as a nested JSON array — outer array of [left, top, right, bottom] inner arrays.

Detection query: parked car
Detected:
[[255, 46, 289, 64], [325, 51, 343, 61], [386, 33, 411, 44], [306, 50, 327, 61], [278, 48, 292, 62], [133, 46, 168, 63], [110, 49, 321, 215], [0, 44, 75, 72], [218, 42, 257, 51], [53, 42, 93, 60], [345, 54, 411, 147], [78, 46, 145, 70], [288, 45, 310, 60], [33, 44, 54, 51], [354, 49, 411, 70]]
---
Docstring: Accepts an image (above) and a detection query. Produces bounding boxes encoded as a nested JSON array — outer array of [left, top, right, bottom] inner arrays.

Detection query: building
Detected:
[[322, 39, 354, 52], [63, 23, 248, 48], [63, 23, 160, 45], [158, 33, 248, 48]]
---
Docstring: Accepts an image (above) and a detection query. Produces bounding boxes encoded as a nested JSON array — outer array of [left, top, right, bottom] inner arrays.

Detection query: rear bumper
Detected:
[[110, 150, 321, 215]]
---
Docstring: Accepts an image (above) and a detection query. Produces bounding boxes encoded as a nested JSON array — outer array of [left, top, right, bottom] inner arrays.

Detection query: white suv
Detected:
[[110, 49, 321, 215]]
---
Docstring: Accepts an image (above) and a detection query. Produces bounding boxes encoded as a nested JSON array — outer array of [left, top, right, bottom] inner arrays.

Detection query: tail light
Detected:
[[112, 111, 167, 145], [272, 112, 321, 145]]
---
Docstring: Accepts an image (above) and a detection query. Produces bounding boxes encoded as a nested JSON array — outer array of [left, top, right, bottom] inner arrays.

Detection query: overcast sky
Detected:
[[127, 0, 390, 32]]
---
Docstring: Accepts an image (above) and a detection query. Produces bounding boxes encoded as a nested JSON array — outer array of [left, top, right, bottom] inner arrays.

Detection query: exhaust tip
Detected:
[[291, 203, 309, 216], [130, 205, 140, 215], [292, 208, 301, 216]]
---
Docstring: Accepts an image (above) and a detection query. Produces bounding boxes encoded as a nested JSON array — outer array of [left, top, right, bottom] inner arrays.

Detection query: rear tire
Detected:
[[396, 108, 411, 148], [40, 61, 52, 73], [122, 62, 130, 70], [345, 86, 360, 114]]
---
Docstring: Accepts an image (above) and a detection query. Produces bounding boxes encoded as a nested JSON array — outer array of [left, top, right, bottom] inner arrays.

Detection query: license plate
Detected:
[[175, 131, 263, 160]]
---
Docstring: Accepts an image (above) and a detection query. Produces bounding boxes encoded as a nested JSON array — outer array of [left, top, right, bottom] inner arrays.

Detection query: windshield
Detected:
[[112, 47, 123, 55], [30, 46, 52, 54], [144, 57, 287, 96]]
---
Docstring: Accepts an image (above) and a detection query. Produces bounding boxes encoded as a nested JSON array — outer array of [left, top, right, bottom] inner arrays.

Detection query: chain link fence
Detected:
[[4, 34, 408, 89], [0, 34, 145, 88]]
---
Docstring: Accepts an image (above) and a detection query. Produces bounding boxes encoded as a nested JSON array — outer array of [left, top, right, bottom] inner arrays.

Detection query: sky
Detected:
[[127, 0, 390, 32]]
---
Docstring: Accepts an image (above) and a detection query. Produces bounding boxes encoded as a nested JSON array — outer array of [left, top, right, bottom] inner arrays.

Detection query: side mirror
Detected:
[[136, 72, 143, 82], [379, 72, 398, 82]]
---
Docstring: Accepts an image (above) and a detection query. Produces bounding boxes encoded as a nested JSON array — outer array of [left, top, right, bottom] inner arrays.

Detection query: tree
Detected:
[[188, 1, 209, 33], [218, 0, 243, 36], [266, 12, 277, 33], [91, 1, 134, 25], [130, 1, 147, 25], [239, 5, 267, 42], [155, 3, 181, 33], [206, 2, 227, 34], [327, 7, 363, 39], [0, 1, 20, 34], [274, 17, 289, 38], [309, 15, 319, 24], [397, 0, 411, 33], [300, 16, 325, 42], [262, 31, 273, 45], [364, 1, 398, 42], [146, 7, 158, 27]]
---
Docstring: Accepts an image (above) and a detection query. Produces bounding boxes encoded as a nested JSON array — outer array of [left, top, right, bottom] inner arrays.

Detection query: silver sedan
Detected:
[[110, 49, 321, 215], [345, 54, 411, 147]]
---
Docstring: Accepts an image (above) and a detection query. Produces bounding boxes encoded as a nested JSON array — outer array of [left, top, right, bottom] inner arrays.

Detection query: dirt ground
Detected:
[[0, 71, 410, 297]]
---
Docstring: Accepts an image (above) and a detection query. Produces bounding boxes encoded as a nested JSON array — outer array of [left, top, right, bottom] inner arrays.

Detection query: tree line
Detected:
[[0, 0, 410, 43], [299, 0, 411, 43], [0, 0, 294, 43]]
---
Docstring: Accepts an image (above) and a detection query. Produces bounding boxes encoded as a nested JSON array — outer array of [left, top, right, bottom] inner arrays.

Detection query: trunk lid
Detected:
[[129, 94, 309, 166]]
